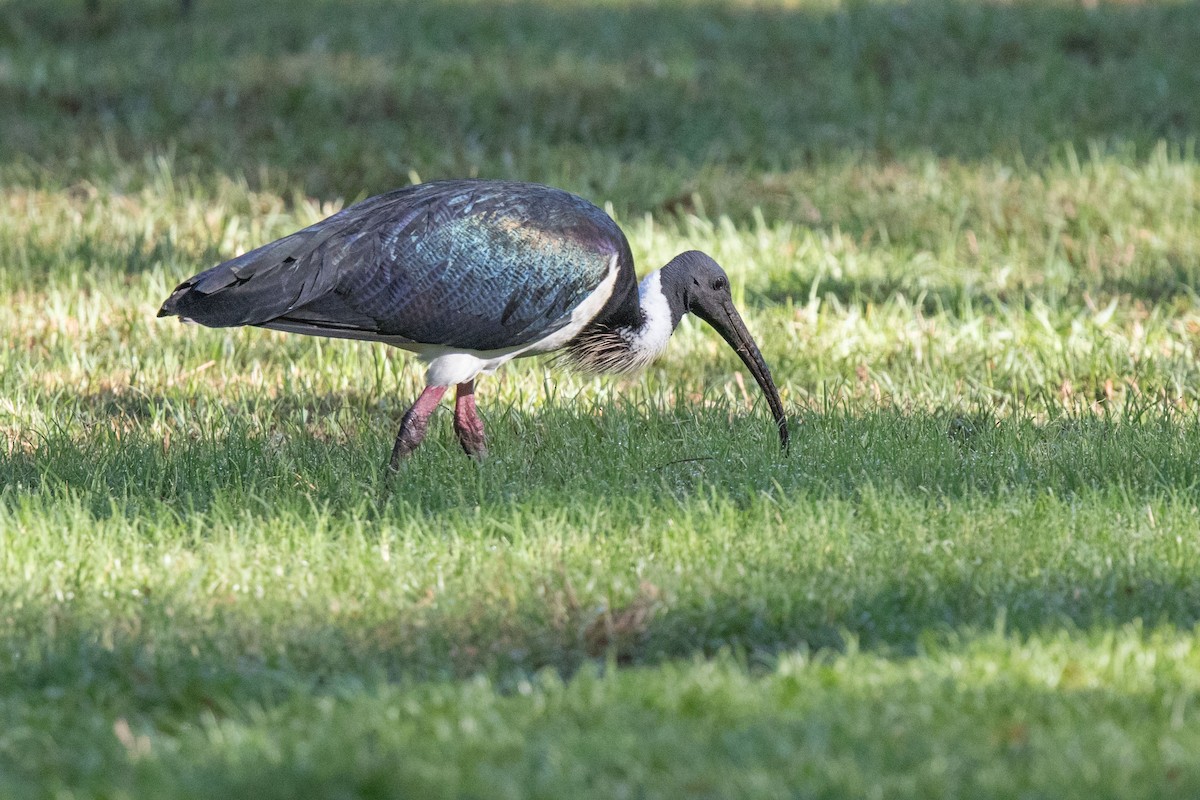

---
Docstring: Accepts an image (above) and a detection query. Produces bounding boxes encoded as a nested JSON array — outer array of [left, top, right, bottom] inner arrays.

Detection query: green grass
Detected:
[[4, 0, 1200, 796]]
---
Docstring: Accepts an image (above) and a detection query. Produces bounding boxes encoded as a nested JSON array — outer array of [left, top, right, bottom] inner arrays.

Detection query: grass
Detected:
[[3, 0, 1200, 796]]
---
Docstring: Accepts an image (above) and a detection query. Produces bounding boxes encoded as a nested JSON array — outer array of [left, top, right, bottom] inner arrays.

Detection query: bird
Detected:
[[159, 180, 789, 468]]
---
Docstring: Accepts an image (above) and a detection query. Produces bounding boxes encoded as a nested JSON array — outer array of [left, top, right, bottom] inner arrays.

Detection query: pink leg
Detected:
[[388, 385, 447, 469], [453, 380, 487, 459]]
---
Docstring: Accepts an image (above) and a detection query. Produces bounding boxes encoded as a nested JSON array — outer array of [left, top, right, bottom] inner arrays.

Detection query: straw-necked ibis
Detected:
[[159, 180, 789, 468]]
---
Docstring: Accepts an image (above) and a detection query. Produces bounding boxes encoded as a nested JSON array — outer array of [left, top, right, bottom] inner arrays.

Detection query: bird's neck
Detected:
[[562, 266, 686, 374], [621, 268, 686, 362]]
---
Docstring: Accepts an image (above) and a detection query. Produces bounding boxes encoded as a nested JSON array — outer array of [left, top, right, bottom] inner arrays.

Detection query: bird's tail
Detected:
[[157, 230, 335, 327]]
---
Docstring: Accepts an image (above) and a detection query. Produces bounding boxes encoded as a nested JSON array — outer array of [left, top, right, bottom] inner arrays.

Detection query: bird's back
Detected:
[[159, 180, 639, 353]]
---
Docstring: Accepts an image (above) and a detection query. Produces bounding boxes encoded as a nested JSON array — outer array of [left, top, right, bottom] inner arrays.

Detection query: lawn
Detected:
[[3, 0, 1200, 796]]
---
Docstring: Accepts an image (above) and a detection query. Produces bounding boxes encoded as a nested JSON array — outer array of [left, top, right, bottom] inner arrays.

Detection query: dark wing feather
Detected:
[[159, 181, 627, 352]]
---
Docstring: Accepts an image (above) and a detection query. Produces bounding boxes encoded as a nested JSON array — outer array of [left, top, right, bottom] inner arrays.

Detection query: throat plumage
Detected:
[[564, 269, 679, 374]]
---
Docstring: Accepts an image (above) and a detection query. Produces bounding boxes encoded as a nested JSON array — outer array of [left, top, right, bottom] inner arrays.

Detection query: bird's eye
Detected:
[[712, 278, 726, 291]]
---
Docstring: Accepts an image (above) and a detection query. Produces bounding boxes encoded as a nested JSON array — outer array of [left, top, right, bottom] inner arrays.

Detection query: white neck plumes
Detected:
[[626, 269, 675, 362], [562, 268, 680, 374]]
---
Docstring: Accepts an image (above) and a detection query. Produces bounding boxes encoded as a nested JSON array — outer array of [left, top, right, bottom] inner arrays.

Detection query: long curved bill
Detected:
[[694, 303, 790, 452]]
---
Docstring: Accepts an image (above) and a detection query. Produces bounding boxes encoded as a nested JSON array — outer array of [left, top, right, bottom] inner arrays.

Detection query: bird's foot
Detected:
[[455, 425, 487, 459], [388, 385, 447, 471], [389, 425, 427, 468], [454, 381, 487, 460]]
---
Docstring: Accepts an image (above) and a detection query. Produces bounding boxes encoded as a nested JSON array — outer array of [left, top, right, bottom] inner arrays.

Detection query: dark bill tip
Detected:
[[695, 302, 790, 452]]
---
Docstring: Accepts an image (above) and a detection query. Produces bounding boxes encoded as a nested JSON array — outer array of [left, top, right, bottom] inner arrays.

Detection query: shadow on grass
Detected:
[[3, 0, 1198, 205], [4, 547, 1199, 717], [5, 390, 1200, 513], [5, 389, 1200, 510], [9, 605, 1199, 799], [5, 391, 1200, 701]]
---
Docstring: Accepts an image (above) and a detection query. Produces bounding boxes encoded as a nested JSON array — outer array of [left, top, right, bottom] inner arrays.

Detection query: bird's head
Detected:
[[661, 251, 790, 451]]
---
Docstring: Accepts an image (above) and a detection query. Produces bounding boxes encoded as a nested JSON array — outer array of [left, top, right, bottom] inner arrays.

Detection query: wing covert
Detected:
[[160, 180, 626, 353], [331, 183, 620, 351]]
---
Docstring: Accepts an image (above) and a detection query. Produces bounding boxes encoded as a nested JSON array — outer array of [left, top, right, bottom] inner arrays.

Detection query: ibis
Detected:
[[159, 180, 789, 467]]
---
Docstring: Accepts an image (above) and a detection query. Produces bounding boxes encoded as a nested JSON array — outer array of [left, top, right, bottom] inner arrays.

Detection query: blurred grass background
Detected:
[[5, 0, 1200, 202], [4, 1, 1200, 797]]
